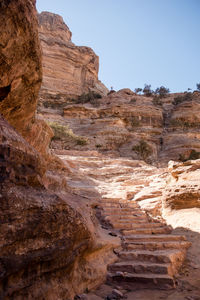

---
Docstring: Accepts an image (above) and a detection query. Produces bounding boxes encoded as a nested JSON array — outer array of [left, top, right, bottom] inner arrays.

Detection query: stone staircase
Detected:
[[100, 199, 190, 290], [58, 151, 191, 290]]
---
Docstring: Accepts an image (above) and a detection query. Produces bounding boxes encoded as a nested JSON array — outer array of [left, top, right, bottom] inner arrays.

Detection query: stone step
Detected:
[[112, 221, 149, 230], [104, 211, 144, 218], [120, 226, 172, 235], [107, 272, 175, 289], [101, 198, 136, 204], [105, 216, 148, 222], [101, 202, 138, 208], [118, 249, 186, 274], [107, 215, 148, 222], [108, 261, 172, 276], [123, 234, 187, 242], [102, 209, 142, 215], [124, 240, 191, 251], [122, 223, 168, 233]]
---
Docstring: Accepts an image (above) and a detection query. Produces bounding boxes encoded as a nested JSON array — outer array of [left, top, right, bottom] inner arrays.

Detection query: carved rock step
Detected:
[[101, 202, 138, 208], [107, 272, 175, 289], [108, 261, 173, 276], [107, 215, 148, 222], [118, 249, 185, 264], [104, 211, 144, 217], [122, 222, 169, 233], [123, 234, 187, 242], [120, 226, 172, 235], [105, 216, 149, 223], [124, 240, 191, 251], [111, 221, 149, 230], [102, 209, 140, 215]]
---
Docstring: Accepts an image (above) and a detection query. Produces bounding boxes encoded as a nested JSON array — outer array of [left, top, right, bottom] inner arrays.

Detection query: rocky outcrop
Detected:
[[51, 89, 163, 162], [159, 92, 200, 162], [162, 159, 200, 232], [0, 0, 42, 142], [0, 115, 91, 299], [40, 89, 200, 165], [0, 1, 119, 299], [37, 11, 200, 164], [38, 11, 108, 108]]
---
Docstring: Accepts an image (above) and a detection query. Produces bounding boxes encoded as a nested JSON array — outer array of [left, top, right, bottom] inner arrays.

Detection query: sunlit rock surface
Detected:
[[0, 1, 119, 299], [38, 11, 108, 107]]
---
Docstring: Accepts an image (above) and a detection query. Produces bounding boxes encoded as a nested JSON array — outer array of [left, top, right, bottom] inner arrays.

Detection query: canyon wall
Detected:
[[38, 11, 108, 109], [37, 12, 200, 164], [0, 2, 118, 299]]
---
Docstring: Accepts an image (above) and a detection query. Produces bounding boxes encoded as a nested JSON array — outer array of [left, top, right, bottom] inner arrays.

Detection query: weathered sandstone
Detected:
[[162, 159, 200, 232], [0, 0, 42, 141], [38, 11, 108, 108], [0, 1, 119, 299]]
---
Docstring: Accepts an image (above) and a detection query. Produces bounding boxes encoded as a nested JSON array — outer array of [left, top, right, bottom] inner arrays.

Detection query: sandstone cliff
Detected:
[[0, 2, 119, 299], [1, 1, 200, 298], [40, 89, 200, 165], [38, 11, 108, 109]]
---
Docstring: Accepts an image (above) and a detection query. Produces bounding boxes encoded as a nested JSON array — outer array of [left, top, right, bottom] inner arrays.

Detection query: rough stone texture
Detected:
[[0, 0, 42, 140], [0, 114, 119, 299], [0, 116, 91, 300], [159, 92, 200, 162], [162, 159, 200, 232], [0, 2, 119, 299], [1, 2, 199, 298], [43, 89, 163, 162], [39, 86, 200, 164], [38, 11, 108, 108]]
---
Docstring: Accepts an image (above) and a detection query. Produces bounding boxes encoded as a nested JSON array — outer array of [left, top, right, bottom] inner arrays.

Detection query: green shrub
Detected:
[[125, 116, 140, 128], [155, 86, 170, 98], [170, 119, 197, 129], [48, 122, 72, 140], [152, 95, 162, 106], [130, 117, 140, 127], [129, 97, 137, 104], [76, 138, 88, 146], [48, 121, 88, 145], [134, 88, 142, 94], [143, 84, 153, 97], [76, 91, 102, 105], [95, 144, 102, 148], [172, 92, 192, 105], [132, 140, 152, 160], [179, 149, 200, 162]]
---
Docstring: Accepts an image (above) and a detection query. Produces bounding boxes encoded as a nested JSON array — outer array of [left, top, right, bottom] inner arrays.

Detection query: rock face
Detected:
[[0, 0, 42, 140], [39, 89, 200, 164], [0, 2, 119, 299], [162, 159, 200, 232], [38, 11, 108, 107], [160, 92, 200, 162], [44, 89, 163, 163], [0, 115, 91, 299], [37, 12, 200, 164]]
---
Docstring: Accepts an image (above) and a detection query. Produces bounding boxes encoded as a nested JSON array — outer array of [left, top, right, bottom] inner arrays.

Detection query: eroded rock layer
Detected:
[[0, 1, 118, 299], [38, 11, 108, 107], [0, 0, 42, 139]]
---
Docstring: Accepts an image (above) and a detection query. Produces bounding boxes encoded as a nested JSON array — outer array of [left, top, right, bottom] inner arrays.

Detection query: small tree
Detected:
[[134, 88, 142, 94], [155, 86, 170, 98], [196, 83, 200, 91], [132, 139, 152, 161], [143, 84, 153, 97]]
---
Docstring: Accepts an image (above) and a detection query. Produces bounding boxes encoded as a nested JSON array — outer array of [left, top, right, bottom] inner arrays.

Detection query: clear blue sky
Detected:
[[37, 0, 200, 93]]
